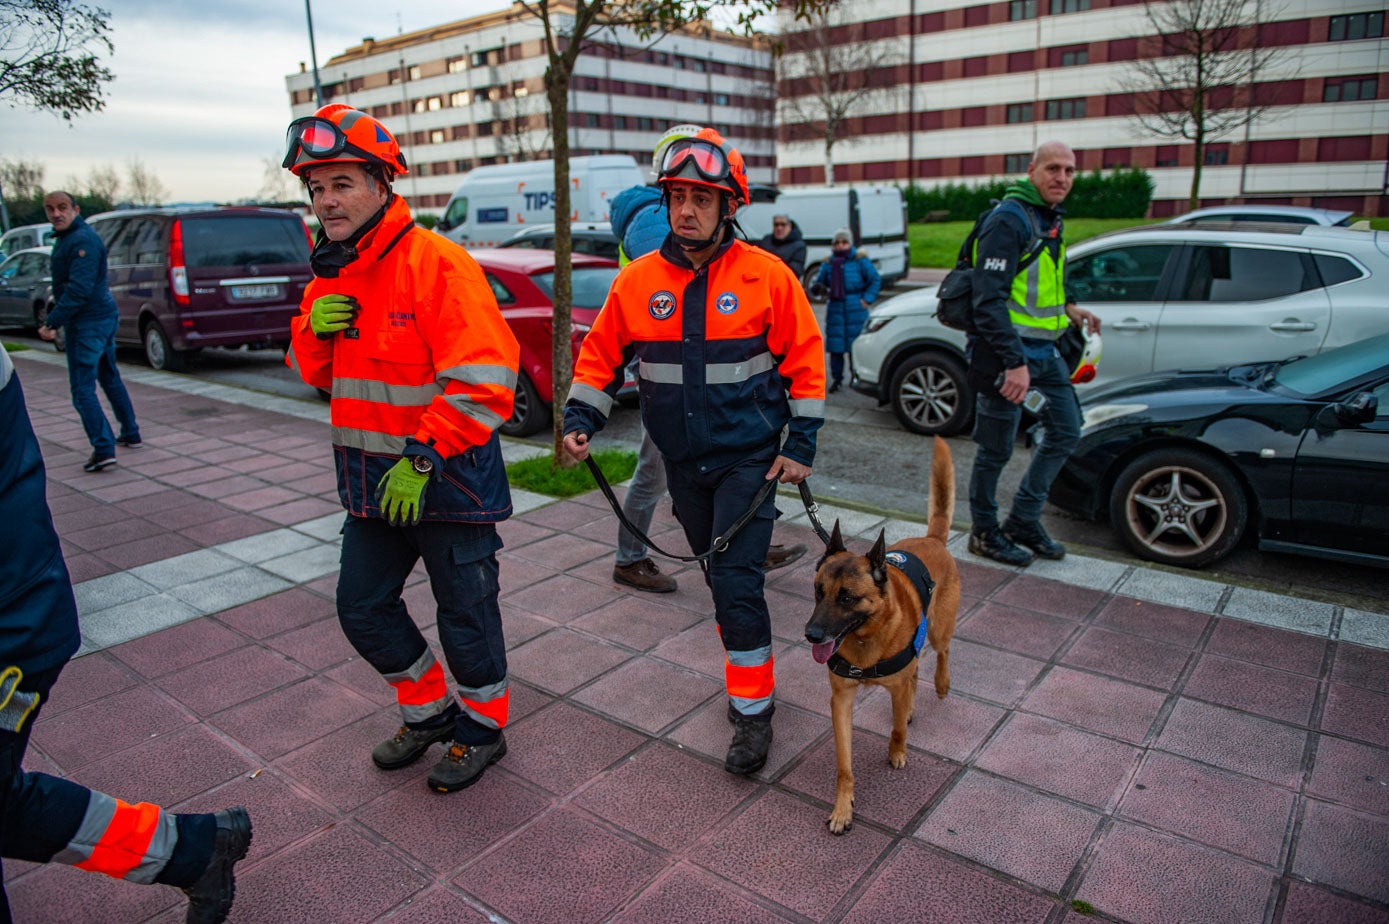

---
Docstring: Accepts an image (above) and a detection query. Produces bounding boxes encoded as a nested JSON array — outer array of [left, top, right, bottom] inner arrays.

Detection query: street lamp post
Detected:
[[305, 0, 326, 106]]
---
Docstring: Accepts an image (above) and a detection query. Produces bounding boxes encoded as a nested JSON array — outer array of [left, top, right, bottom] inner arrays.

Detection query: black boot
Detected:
[[182, 807, 252, 924], [967, 525, 1035, 567], [725, 713, 773, 776], [1003, 518, 1066, 560], [427, 735, 507, 793], [372, 720, 456, 770]]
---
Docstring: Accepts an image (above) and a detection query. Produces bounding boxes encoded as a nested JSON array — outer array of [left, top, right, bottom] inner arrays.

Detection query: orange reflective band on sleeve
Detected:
[[75, 799, 162, 880], [725, 657, 775, 701], [390, 660, 448, 707], [463, 688, 510, 729]]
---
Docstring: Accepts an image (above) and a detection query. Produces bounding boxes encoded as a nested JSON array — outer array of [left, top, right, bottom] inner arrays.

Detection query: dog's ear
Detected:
[[816, 519, 846, 570], [867, 529, 888, 588]]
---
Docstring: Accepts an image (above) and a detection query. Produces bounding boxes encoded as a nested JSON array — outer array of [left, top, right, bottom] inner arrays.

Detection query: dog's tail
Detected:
[[927, 436, 955, 543]]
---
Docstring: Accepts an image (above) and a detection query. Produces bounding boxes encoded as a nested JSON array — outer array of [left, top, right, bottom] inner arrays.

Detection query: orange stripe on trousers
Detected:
[[76, 800, 162, 880], [463, 689, 510, 728], [391, 661, 448, 706], [726, 659, 775, 700]]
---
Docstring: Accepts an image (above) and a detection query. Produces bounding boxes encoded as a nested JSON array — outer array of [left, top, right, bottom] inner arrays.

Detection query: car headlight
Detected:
[[1081, 403, 1147, 432], [862, 315, 894, 334]]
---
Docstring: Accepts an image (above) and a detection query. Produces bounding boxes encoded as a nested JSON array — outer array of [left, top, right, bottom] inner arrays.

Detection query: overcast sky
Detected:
[[4, 0, 509, 204]]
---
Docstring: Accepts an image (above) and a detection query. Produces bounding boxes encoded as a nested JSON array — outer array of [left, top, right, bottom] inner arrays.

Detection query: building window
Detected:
[[1050, 0, 1090, 12], [636, 116, 654, 130], [413, 99, 426, 113], [1010, 0, 1037, 20], [427, 96, 442, 111], [1060, 49, 1088, 66], [450, 90, 469, 107], [1004, 153, 1030, 173], [447, 56, 466, 73], [1045, 98, 1087, 119], [514, 85, 528, 98], [1324, 76, 1378, 101], [429, 129, 445, 144], [1204, 146, 1229, 165], [1006, 103, 1034, 122], [613, 115, 627, 130], [454, 159, 471, 172], [408, 65, 421, 80], [417, 163, 431, 177], [583, 112, 600, 127], [714, 93, 730, 105], [1329, 12, 1385, 40]]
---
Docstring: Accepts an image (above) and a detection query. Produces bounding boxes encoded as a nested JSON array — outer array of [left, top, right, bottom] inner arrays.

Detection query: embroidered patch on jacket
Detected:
[[715, 291, 739, 314], [77, 249, 87, 258], [983, 257, 1008, 272], [648, 290, 677, 320]]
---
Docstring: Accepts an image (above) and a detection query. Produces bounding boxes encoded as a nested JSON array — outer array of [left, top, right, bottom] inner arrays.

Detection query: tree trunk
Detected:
[[546, 63, 576, 466], [1189, 125, 1205, 212], [824, 133, 835, 187]]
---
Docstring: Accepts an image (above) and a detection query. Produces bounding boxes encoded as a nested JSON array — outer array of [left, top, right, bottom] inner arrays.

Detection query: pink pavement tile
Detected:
[[916, 770, 1100, 892], [64, 551, 118, 583], [63, 516, 167, 552], [504, 701, 645, 795], [1183, 653, 1320, 726], [6, 862, 182, 924], [843, 839, 1057, 924], [219, 484, 307, 512], [1333, 643, 1389, 694], [689, 788, 893, 919], [176, 512, 278, 546], [1320, 683, 1389, 748], [71, 723, 255, 808], [357, 767, 552, 874], [1157, 698, 1308, 787], [505, 680, 554, 726], [1063, 625, 1193, 689], [571, 657, 722, 734], [184, 474, 270, 500], [374, 888, 496, 924], [496, 554, 560, 595], [766, 585, 814, 643], [505, 531, 612, 571], [499, 605, 556, 649], [108, 615, 247, 678], [256, 496, 344, 525], [95, 530, 203, 568], [157, 644, 311, 716], [575, 742, 754, 852], [199, 444, 267, 464], [1118, 751, 1295, 865], [771, 641, 841, 716], [1076, 821, 1275, 924], [1308, 735, 1389, 815], [174, 768, 336, 861], [570, 593, 705, 651], [945, 639, 1048, 708], [458, 808, 664, 924], [140, 497, 242, 531], [1093, 595, 1212, 647], [263, 616, 358, 671], [780, 728, 958, 832], [87, 478, 170, 503], [1022, 665, 1169, 744], [956, 559, 1014, 598], [252, 461, 326, 483], [516, 497, 614, 532], [158, 464, 238, 488], [1281, 880, 1389, 924], [1295, 799, 1389, 902], [990, 573, 1105, 620], [113, 487, 205, 517], [1205, 618, 1327, 676], [857, 690, 1006, 763], [611, 863, 798, 924], [665, 698, 828, 780], [127, 455, 205, 478], [324, 655, 399, 708], [650, 622, 727, 679], [975, 713, 1140, 809], [213, 586, 336, 639], [495, 516, 556, 550], [219, 453, 290, 475], [209, 675, 379, 760], [506, 627, 634, 695], [51, 503, 127, 535], [957, 601, 1080, 659], [764, 556, 819, 600], [41, 652, 141, 716], [232, 824, 429, 924], [276, 710, 433, 810], [503, 573, 623, 623], [31, 685, 194, 771]]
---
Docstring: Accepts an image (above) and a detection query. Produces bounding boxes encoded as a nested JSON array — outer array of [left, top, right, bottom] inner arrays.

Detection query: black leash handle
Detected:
[[798, 481, 833, 546]]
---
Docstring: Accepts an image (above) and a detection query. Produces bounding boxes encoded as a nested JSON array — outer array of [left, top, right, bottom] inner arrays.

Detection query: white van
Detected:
[[0, 223, 55, 259], [434, 155, 644, 247], [739, 186, 909, 289]]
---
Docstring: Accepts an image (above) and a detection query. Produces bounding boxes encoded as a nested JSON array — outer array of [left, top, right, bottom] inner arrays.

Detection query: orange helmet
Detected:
[[283, 104, 409, 178], [656, 127, 749, 206]]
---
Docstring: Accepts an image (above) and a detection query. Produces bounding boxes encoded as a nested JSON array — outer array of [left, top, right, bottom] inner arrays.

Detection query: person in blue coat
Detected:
[[813, 227, 881, 393]]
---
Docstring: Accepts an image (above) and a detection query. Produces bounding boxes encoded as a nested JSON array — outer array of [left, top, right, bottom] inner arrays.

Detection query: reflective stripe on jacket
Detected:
[[1007, 243, 1068, 341], [564, 236, 825, 469], [286, 196, 519, 522]]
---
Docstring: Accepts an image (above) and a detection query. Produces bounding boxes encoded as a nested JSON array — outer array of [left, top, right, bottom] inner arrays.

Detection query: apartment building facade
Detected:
[[283, 4, 774, 215], [774, 0, 1388, 216]]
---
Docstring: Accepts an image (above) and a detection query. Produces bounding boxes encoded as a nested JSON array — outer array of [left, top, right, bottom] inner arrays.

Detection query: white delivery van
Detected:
[[739, 186, 910, 290], [434, 155, 644, 247]]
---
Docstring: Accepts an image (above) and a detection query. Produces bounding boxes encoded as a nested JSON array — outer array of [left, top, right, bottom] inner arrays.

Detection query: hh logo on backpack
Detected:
[[982, 257, 1008, 272], [934, 199, 1046, 334]]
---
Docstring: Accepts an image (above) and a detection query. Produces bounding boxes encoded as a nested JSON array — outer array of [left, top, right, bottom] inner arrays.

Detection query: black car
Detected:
[[1049, 333, 1389, 569]]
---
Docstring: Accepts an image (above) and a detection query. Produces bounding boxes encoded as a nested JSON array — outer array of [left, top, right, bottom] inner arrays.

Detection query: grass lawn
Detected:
[[506, 447, 637, 498]]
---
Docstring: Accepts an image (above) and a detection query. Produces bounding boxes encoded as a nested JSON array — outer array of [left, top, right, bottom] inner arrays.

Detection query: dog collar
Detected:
[[828, 551, 934, 680]]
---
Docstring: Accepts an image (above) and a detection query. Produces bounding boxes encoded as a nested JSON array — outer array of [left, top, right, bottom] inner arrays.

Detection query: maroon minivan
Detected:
[[87, 207, 312, 371]]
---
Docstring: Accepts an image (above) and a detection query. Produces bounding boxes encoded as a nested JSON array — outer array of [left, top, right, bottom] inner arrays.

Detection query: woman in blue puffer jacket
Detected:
[[813, 227, 881, 393]]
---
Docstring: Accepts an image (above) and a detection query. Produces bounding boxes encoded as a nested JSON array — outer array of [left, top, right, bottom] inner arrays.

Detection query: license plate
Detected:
[[230, 284, 278, 300]]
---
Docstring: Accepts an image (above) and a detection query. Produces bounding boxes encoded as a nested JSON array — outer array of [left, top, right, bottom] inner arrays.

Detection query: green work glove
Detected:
[[309, 293, 359, 339], [376, 458, 430, 526]]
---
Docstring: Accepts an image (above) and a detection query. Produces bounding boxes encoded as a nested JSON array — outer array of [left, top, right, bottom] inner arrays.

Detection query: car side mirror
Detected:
[[1330, 392, 1377, 425], [435, 217, 452, 232]]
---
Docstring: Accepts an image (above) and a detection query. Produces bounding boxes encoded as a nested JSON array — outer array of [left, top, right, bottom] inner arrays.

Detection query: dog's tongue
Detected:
[[812, 640, 837, 664]]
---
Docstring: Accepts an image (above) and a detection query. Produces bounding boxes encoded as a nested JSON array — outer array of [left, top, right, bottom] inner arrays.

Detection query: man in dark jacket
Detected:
[[38, 191, 140, 472], [756, 214, 806, 278], [0, 347, 249, 923]]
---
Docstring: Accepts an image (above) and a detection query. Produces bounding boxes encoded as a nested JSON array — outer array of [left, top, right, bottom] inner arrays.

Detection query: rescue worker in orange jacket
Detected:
[[563, 129, 826, 776], [284, 105, 521, 794]]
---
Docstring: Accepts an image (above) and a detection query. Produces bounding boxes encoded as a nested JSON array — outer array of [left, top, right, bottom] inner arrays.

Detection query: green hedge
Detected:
[[903, 168, 1154, 222]]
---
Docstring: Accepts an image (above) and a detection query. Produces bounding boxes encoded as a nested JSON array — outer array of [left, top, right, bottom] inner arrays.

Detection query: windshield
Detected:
[[533, 266, 620, 309], [183, 216, 309, 267], [1272, 334, 1389, 395]]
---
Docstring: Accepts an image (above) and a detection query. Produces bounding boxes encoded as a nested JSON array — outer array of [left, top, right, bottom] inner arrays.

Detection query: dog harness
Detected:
[[828, 550, 935, 680]]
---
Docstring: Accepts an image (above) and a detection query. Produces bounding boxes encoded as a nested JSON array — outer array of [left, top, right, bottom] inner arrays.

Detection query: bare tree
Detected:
[[0, 0, 114, 121], [494, 89, 553, 163], [256, 154, 301, 204], [125, 158, 167, 206], [777, 5, 906, 186], [0, 157, 45, 200], [1118, 0, 1288, 209], [85, 164, 120, 202]]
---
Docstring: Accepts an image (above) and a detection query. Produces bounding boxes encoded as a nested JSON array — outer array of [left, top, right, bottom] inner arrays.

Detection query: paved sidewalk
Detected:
[[6, 350, 1388, 924]]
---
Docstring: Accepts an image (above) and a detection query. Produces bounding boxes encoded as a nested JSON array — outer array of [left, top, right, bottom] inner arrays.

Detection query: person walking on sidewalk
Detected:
[[283, 105, 521, 794], [0, 347, 249, 924], [812, 228, 880, 394], [756, 214, 806, 279], [965, 140, 1100, 567], [564, 129, 825, 776], [37, 190, 141, 472]]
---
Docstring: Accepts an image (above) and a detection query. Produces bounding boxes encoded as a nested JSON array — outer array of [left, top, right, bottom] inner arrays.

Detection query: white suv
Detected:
[[851, 223, 1389, 435]]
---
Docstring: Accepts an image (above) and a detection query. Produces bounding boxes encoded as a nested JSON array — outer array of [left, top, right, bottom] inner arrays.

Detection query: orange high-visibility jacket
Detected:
[[565, 237, 826, 469], [287, 196, 519, 522]]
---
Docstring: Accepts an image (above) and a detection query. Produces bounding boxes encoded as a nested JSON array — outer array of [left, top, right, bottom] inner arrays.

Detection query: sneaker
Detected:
[[116, 434, 142, 447], [83, 452, 117, 473], [1002, 518, 1066, 560], [613, 557, 676, 593], [828, 380, 842, 394], [427, 735, 507, 793], [372, 721, 456, 770], [182, 807, 252, 924], [967, 525, 1035, 567], [725, 715, 773, 776], [762, 543, 807, 573]]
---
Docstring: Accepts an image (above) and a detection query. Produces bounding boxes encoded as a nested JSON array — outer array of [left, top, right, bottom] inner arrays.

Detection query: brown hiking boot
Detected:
[[613, 558, 676, 593], [762, 543, 807, 573], [427, 735, 507, 793]]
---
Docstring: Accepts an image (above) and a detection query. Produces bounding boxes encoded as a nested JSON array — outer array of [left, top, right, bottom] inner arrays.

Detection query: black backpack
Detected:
[[935, 199, 1046, 333]]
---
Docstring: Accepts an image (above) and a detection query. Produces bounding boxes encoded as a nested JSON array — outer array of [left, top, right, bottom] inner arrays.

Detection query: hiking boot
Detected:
[[762, 543, 807, 573], [725, 715, 773, 776], [1003, 518, 1066, 560], [83, 452, 117, 473], [182, 806, 252, 924], [967, 525, 1035, 567], [116, 434, 142, 447], [613, 557, 676, 593], [427, 735, 507, 793], [371, 722, 455, 770]]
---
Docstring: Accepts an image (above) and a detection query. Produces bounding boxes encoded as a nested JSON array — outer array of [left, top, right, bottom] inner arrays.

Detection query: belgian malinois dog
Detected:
[[804, 436, 959, 834]]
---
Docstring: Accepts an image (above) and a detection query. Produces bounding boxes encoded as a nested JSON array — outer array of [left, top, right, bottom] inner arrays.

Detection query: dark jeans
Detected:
[[968, 346, 1082, 529], [66, 314, 139, 456]]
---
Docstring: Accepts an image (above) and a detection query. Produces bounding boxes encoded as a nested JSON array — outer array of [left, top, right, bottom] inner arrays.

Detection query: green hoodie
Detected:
[[1002, 178, 1047, 209]]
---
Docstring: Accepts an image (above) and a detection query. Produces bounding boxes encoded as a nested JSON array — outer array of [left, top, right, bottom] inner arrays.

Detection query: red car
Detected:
[[471, 249, 621, 436]]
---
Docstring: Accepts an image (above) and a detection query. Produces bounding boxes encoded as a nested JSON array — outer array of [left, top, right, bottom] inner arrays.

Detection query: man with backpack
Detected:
[[965, 140, 1100, 567]]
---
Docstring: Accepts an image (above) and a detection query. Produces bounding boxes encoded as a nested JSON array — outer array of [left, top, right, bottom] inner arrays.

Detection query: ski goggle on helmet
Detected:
[[282, 105, 408, 178], [657, 128, 749, 206]]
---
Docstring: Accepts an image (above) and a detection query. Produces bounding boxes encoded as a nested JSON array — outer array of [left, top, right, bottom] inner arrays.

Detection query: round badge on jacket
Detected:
[[648, 290, 676, 320], [715, 292, 739, 314], [884, 550, 908, 568]]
